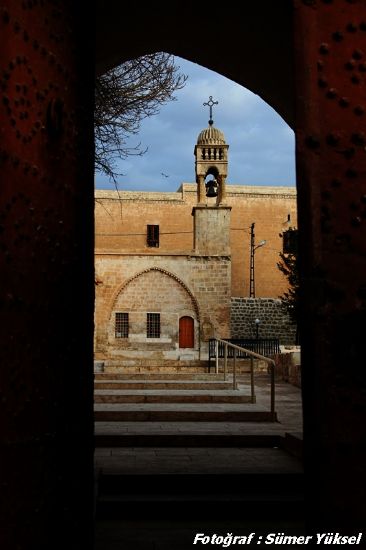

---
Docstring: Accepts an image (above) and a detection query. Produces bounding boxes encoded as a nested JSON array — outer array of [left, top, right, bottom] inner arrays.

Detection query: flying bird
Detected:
[[161, 172, 170, 178]]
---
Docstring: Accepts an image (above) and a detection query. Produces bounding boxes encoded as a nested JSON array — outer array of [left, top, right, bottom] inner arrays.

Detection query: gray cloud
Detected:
[[95, 56, 296, 191]]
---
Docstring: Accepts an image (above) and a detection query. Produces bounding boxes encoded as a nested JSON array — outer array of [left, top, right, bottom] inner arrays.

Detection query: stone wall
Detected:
[[94, 186, 298, 364], [273, 351, 302, 388], [94, 255, 231, 362], [193, 205, 231, 256], [95, 185, 297, 299], [231, 297, 297, 345], [110, 268, 197, 354]]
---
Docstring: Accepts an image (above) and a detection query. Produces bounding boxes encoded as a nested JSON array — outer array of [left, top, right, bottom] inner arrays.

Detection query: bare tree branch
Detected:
[[95, 53, 187, 183]]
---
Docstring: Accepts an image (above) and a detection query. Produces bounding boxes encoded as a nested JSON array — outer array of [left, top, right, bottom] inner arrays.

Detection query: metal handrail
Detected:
[[208, 338, 280, 372], [214, 338, 276, 421]]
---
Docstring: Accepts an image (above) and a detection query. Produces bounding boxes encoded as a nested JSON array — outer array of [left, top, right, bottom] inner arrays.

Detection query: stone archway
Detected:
[[1, 3, 366, 547], [96, 1, 294, 126], [96, 2, 366, 531], [105, 267, 201, 362]]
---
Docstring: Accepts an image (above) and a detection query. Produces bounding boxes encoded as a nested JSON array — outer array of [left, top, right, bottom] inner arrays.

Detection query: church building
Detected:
[[94, 107, 297, 369]]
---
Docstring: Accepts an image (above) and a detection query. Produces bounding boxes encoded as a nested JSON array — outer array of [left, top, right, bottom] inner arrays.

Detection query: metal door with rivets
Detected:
[[0, 2, 94, 548], [294, 0, 366, 532]]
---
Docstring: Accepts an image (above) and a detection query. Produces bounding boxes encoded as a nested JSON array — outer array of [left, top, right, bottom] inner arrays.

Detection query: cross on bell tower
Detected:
[[203, 96, 218, 126]]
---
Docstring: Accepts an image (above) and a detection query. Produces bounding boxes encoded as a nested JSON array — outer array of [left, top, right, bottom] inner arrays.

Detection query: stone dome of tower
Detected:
[[196, 126, 226, 145]]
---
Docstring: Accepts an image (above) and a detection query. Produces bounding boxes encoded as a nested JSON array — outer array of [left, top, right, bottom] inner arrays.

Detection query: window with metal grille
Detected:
[[115, 312, 129, 338], [282, 228, 298, 255], [147, 225, 159, 247], [147, 313, 160, 338]]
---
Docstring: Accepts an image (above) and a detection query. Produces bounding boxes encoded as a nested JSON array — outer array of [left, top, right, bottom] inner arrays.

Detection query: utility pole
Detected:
[[249, 222, 266, 298], [249, 223, 255, 297]]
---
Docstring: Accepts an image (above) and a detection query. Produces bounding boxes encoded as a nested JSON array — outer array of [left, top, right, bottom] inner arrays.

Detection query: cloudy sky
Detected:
[[94, 56, 296, 192]]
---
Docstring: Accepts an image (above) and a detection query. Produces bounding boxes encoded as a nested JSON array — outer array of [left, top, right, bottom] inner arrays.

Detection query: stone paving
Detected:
[[95, 447, 303, 475], [94, 375, 303, 474], [94, 376, 304, 549]]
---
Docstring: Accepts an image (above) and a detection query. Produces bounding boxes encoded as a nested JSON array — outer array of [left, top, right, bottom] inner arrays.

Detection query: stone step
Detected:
[[104, 362, 209, 375], [282, 431, 303, 459], [94, 373, 227, 381], [94, 389, 253, 404], [98, 472, 304, 495], [95, 471, 304, 520], [96, 497, 304, 523], [94, 380, 234, 390], [94, 403, 276, 422], [94, 433, 282, 448]]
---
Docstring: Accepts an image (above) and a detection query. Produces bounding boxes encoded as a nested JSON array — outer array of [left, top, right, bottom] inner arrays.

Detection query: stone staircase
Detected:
[[94, 371, 304, 548], [94, 371, 276, 422]]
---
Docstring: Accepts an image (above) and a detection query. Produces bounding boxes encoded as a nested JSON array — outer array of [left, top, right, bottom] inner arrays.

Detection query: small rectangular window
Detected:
[[147, 225, 159, 247], [115, 312, 129, 338], [147, 313, 160, 338], [283, 229, 298, 255]]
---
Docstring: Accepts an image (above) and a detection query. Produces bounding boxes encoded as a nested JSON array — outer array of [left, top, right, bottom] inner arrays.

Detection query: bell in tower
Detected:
[[205, 177, 218, 198]]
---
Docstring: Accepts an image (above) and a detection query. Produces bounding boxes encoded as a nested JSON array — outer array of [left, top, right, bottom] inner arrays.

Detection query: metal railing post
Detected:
[[250, 356, 255, 403], [233, 348, 236, 390], [215, 340, 219, 374], [214, 338, 276, 420], [224, 343, 227, 381], [270, 363, 275, 420]]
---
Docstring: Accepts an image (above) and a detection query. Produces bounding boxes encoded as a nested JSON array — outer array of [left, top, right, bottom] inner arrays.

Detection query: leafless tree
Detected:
[[277, 228, 300, 343], [95, 53, 187, 182]]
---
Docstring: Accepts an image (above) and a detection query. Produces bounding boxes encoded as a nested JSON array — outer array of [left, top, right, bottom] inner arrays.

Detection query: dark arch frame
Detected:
[[96, 1, 295, 127], [2, 4, 366, 548]]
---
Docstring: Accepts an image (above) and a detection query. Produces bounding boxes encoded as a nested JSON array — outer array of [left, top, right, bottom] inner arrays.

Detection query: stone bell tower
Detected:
[[192, 96, 231, 256], [194, 96, 229, 205]]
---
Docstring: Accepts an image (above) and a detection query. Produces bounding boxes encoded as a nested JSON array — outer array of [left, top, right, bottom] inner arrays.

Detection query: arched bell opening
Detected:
[[204, 167, 219, 202]]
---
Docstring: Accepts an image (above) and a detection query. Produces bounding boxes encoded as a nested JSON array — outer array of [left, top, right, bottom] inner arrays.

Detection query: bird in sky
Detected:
[[161, 172, 170, 178]]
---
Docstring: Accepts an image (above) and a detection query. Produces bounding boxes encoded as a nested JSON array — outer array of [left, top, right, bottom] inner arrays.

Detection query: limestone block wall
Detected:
[[181, 185, 297, 298], [193, 205, 231, 256], [273, 352, 302, 388], [111, 269, 197, 353], [189, 255, 231, 343], [94, 254, 231, 362], [231, 297, 297, 345], [95, 185, 297, 300], [95, 191, 193, 254]]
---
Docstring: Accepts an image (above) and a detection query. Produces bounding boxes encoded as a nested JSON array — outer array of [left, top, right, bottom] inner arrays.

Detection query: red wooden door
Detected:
[[179, 316, 194, 348]]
